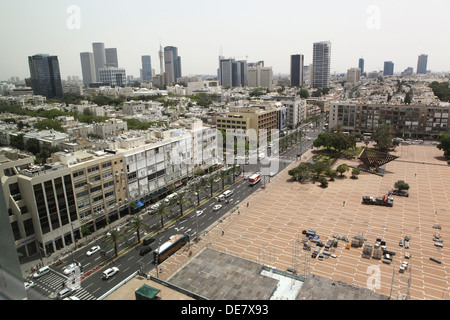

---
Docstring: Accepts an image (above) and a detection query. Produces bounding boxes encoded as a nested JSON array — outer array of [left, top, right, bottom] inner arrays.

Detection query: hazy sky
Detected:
[[1, 0, 449, 81]]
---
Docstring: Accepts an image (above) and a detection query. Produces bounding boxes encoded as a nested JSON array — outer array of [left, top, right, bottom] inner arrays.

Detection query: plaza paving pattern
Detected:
[[145, 144, 449, 300]]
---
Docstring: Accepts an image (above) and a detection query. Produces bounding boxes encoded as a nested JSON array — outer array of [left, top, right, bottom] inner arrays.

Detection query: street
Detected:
[[24, 124, 322, 300]]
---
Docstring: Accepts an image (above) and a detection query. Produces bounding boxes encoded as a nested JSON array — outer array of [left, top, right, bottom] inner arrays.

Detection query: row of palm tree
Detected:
[[100, 165, 240, 257]]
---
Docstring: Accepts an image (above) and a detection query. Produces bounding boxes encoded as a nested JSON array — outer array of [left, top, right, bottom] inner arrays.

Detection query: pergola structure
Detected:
[[357, 148, 399, 175]]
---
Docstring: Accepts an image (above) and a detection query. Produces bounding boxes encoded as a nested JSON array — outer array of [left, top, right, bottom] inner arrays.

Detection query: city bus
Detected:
[[153, 234, 187, 264], [249, 173, 261, 186]]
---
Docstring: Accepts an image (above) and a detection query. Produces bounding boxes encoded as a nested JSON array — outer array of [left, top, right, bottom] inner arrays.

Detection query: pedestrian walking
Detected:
[[247, 202, 249, 207], [343, 201, 346, 206], [222, 230, 224, 236]]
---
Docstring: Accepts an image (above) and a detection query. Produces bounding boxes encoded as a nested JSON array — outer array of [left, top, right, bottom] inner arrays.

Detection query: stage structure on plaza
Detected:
[[357, 148, 399, 176]]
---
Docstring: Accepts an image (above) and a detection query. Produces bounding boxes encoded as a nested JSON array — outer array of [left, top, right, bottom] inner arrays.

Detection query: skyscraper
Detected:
[[383, 61, 394, 76], [164, 46, 181, 84], [219, 57, 233, 87], [28, 54, 63, 99], [141, 55, 152, 81], [290, 54, 304, 87], [92, 42, 106, 80], [98, 67, 126, 86], [417, 54, 428, 74], [105, 48, 119, 67], [311, 41, 331, 89], [359, 58, 365, 74], [80, 52, 96, 85]]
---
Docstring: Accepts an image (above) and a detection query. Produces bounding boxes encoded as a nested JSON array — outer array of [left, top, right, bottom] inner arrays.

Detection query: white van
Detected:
[[223, 190, 233, 198], [165, 193, 177, 204], [33, 266, 50, 279]]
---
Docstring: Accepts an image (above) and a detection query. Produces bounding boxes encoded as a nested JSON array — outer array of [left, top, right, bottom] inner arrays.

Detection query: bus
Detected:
[[153, 234, 187, 264], [249, 173, 261, 186]]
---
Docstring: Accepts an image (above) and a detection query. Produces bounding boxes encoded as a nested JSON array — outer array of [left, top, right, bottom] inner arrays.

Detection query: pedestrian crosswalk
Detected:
[[28, 270, 96, 300]]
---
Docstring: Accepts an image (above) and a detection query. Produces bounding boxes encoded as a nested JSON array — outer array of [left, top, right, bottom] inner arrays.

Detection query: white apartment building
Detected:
[[93, 118, 127, 139], [347, 68, 361, 85], [248, 64, 273, 90]]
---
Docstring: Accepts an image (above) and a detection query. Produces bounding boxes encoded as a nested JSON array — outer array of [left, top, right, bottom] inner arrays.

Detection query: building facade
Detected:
[[329, 102, 449, 139], [105, 48, 119, 67], [311, 41, 331, 89], [164, 46, 181, 84], [383, 61, 394, 76], [92, 42, 106, 80], [80, 52, 96, 86], [290, 54, 304, 87], [28, 54, 63, 99], [141, 55, 153, 81], [417, 54, 428, 74], [98, 67, 126, 87]]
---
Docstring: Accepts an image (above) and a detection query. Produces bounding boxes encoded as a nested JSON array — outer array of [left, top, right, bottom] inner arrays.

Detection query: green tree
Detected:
[[81, 224, 91, 244], [437, 133, 450, 158], [103, 228, 125, 257], [394, 180, 410, 191], [174, 191, 191, 216], [312, 160, 330, 179], [35, 118, 65, 132], [298, 88, 309, 99], [150, 201, 172, 229], [219, 169, 230, 190], [10, 133, 24, 150], [318, 176, 328, 188], [326, 169, 338, 181], [372, 121, 395, 152], [25, 138, 40, 155], [126, 215, 151, 244], [207, 174, 219, 198], [313, 133, 333, 149], [351, 167, 361, 179], [336, 163, 350, 177], [191, 181, 205, 206]]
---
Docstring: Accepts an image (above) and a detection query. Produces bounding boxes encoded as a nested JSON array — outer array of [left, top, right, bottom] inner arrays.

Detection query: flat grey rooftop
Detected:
[[296, 274, 390, 300], [167, 248, 279, 300]]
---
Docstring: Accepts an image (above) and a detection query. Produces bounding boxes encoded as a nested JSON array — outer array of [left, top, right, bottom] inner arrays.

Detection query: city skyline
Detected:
[[1, 0, 449, 81]]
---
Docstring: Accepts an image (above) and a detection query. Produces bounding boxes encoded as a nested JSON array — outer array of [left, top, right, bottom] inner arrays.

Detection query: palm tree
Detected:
[[219, 169, 229, 190], [150, 201, 172, 229], [191, 181, 204, 206], [231, 164, 240, 183], [103, 228, 125, 257], [81, 224, 91, 244], [174, 191, 191, 216], [126, 215, 151, 244], [207, 174, 219, 198]]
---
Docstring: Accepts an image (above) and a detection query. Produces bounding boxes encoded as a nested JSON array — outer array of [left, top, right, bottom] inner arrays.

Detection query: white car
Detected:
[[196, 210, 204, 216], [24, 281, 35, 291], [63, 262, 82, 275], [213, 204, 222, 211], [102, 267, 119, 280], [86, 246, 101, 256]]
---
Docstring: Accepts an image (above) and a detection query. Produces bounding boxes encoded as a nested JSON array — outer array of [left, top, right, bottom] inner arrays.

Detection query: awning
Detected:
[[174, 181, 183, 188], [135, 201, 144, 207], [135, 284, 160, 300]]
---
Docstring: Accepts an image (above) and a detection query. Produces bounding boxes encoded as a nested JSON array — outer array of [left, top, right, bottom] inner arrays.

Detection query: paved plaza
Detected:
[[136, 144, 450, 300]]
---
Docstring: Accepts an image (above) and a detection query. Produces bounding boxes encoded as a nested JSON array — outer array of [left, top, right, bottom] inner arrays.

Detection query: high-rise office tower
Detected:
[[80, 52, 96, 85], [417, 54, 428, 74], [359, 58, 365, 74], [384, 61, 394, 76], [92, 42, 106, 80], [219, 57, 233, 87], [311, 41, 331, 89], [290, 54, 304, 87], [164, 46, 181, 84], [98, 67, 126, 86], [141, 55, 152, 81], [347, 68, 361, 85], [105, 48, 119, 67], [28, 54, 63, 99]]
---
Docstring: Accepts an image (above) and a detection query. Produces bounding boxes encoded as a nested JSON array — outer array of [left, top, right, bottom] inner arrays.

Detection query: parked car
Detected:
[[102, 267, 119, 280], [213, 204, 222, 211], [86, 246, 101, 256], [139, 246, 152, 256]]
